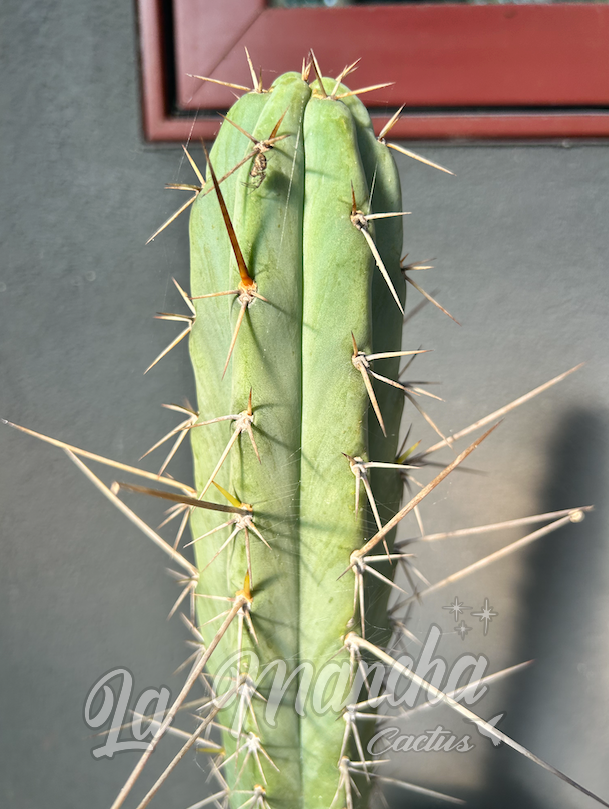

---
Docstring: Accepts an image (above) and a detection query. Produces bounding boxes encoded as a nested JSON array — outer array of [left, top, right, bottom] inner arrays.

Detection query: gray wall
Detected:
[[1, 2, 608, 808]]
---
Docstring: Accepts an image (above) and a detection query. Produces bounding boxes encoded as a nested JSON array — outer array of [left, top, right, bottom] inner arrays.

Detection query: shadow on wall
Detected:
[[480, 407, 608, 809], [382, 407, 608, 809]]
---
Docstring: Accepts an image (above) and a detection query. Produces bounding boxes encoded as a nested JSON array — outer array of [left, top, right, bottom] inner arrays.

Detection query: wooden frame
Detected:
[[137, 0, 609, 141]]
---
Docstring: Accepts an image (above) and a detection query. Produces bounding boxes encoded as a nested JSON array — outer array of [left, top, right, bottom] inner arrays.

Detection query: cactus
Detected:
[[7, 53, 608, 809], [186, 67, 406, 809]]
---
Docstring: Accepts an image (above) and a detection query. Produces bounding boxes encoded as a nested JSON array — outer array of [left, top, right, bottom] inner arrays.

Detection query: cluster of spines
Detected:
[[5, 49, 608, 809]]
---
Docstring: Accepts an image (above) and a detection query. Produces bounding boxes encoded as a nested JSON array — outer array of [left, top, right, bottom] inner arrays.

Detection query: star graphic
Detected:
[[469, 712, 506, 746], [443, 596, 471, 621], [471, 598, 498, 635], [455, 620, 472, 640]]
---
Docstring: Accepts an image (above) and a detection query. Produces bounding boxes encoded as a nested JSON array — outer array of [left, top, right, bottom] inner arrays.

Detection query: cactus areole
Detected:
[[188, 71, 405, 808]]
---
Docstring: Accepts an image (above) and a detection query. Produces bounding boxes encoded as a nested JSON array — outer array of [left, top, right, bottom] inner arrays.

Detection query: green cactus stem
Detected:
[[187, 69, 405, 808]]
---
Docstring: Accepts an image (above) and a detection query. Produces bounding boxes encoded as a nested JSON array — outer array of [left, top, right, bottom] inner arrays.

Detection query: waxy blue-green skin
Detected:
[[188, 73, 404, 809]]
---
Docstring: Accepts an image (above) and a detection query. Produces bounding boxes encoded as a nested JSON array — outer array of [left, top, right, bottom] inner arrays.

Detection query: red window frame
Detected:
[[137, 0, 609, 141]]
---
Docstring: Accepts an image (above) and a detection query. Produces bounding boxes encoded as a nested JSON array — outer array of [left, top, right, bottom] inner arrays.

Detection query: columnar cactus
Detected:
[[153, 61, 477, 809], [166, 61, 605, 809], [8, 54, 608, 809], [187, 67, 406, 809]]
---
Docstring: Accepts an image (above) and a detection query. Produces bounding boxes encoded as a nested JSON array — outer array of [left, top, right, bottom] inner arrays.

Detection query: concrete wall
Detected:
[[1, 2, 608, 807]]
